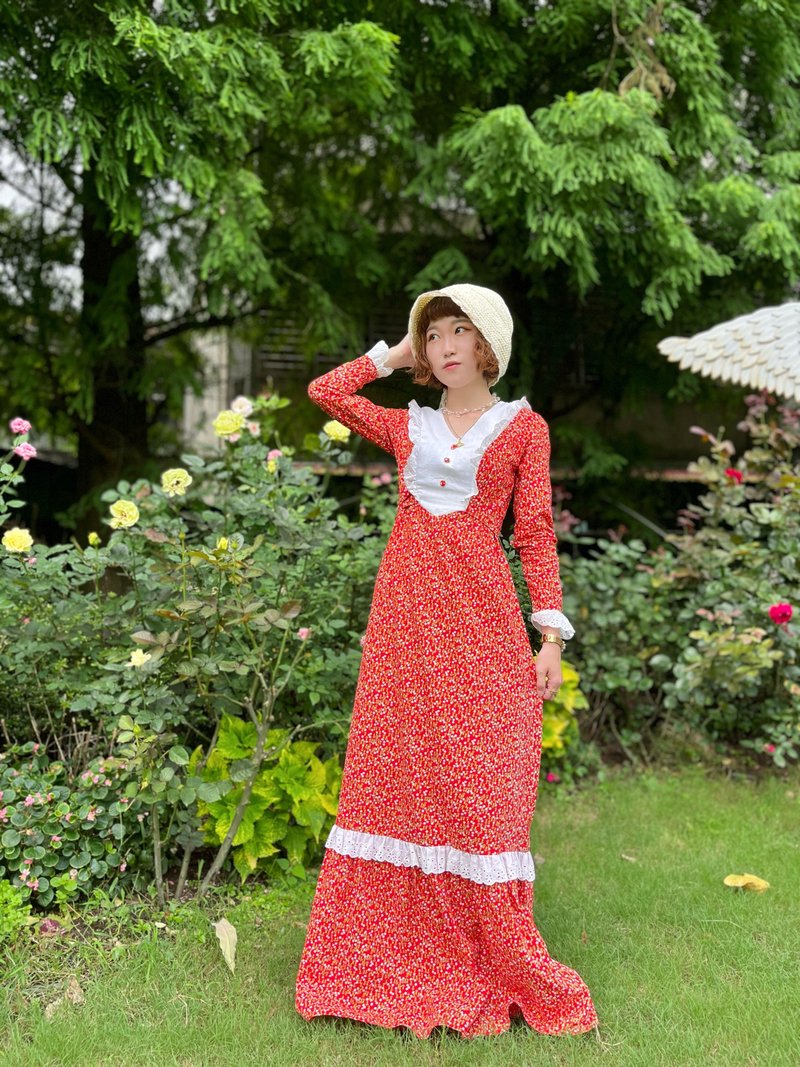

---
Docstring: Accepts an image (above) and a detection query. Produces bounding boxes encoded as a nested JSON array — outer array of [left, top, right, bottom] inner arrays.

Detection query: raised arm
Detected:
[[511, 412, 575, 642], [308, 341, 410, 455]]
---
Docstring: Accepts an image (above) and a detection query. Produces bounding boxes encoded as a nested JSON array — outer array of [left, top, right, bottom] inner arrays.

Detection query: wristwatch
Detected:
[[540, 633, 564, 650]]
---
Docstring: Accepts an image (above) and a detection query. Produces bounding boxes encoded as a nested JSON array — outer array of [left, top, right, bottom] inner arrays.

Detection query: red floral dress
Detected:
[[295, 347, 598, 1039]]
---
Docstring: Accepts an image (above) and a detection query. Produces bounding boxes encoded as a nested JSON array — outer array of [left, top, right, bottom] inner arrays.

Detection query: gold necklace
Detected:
[[442, 396, 499, 448], [442, 396, 499, 416]]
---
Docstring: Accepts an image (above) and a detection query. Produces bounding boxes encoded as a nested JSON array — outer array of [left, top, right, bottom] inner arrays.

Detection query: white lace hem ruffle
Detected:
[[365, 339, 393, 378], [531, 609, 576, 642], [325, 824, 535, 884]]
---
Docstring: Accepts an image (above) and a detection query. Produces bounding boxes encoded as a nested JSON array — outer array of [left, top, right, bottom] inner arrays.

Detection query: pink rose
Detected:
[[120, 861, 127, 872], [0, 807, 8, 821], [14, 442, 37, 461], [724, 467, 743, 483], [267, 448, 283, 461], [763, 743, 777, 754], [9, 417, 31, 435], [50, 834, 62, 843], [227, 432, 241, 443], [546, 772, 560, 783], [769, 603, 793, 625], [297, 627, 310, 641], [24, 795, 35, 806], [247, 421, 261, 437], [26, 878, 39, 891], [380, 472, 393, 485]]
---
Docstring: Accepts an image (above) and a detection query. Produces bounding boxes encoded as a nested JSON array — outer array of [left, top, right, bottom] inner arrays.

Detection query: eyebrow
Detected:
[[427, 317, 471, 330]]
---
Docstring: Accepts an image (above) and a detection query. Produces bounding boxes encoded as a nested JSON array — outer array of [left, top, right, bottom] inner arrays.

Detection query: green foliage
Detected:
[[0, 394, 387, 901], [559, 395, 800, 763], [0, 743, 150, 909], [5, 0, 800, 491], [194, 715, 341, 882], [0, 877, 33, 944]]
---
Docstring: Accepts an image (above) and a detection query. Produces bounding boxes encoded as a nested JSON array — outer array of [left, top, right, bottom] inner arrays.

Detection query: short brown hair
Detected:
[[412, 296, 500, 389]]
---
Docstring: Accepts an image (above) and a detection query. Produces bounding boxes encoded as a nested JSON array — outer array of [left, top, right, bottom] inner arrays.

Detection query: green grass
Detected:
[[2, 767, 799, 1066]]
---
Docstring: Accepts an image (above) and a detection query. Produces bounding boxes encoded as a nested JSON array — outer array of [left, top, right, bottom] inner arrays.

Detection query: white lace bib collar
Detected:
[[404, 398, 530, 517]]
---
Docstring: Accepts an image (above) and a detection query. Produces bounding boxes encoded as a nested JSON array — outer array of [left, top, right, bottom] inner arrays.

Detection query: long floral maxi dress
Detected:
[[295, 342, 598, 1039]]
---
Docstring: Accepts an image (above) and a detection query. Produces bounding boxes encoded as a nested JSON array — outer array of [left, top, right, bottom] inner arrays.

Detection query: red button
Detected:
[[440, 480, 446, 486], [443, 457, 451, 463]]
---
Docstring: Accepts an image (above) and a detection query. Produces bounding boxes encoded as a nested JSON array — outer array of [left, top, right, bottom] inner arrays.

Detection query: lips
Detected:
[[443, 361, 460, 370]]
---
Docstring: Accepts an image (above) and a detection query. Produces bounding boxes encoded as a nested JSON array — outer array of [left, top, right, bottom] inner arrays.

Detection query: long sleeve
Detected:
[[308, 341, 405, 456], [511, 412, 575, 641]]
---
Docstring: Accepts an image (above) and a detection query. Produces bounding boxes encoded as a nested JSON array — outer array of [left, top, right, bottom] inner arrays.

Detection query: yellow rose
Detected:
[[2, 527, 34, 553], [322, 420, 351, 443], [87, 531, 101, 547], [109, 500, 140, 529], [212, 410, 245, 437], [129, 649, 152, 668], [161, 467, 193, 497], [266, 459, 277, 474], [216, 536, 229, 551]]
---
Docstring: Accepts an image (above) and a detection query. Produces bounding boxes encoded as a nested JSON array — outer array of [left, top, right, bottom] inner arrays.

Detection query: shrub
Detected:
[[0, 398, 388, 903], [0, 743, 150, 908], [559, 393, 800, 765]]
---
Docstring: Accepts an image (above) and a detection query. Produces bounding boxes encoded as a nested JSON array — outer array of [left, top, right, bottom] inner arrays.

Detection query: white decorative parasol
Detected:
[[657, 302, 800, 402]]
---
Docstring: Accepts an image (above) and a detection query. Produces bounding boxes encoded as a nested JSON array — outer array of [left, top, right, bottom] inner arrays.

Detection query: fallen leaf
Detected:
[[581, 930, 588, 943], [213, 917, 237, 973], [723, 872, 770, 892], [65, 976, 85, 1005], [620, 853, 638, 863], [44, 977, 85, 1021]]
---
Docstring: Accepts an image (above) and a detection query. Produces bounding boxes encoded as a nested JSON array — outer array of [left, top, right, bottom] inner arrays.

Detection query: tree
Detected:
[[4, 0, 800, 502], [0, 1, 397, 510], [290, 0, 800, 471]]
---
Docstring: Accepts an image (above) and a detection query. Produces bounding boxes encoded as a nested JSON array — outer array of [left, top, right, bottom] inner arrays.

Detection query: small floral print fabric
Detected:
[[295, 354, 598, 1039]]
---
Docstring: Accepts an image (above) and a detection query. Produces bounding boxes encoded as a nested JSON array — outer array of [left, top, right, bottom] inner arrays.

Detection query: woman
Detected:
[[295, 283, 598, 1039]]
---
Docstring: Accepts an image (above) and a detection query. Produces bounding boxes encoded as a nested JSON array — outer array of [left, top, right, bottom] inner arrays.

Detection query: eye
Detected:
[[427, 331, 439, 341]]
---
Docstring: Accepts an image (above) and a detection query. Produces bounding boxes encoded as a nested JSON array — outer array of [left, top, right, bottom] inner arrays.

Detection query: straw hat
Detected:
[[408, 283, 513, 386]]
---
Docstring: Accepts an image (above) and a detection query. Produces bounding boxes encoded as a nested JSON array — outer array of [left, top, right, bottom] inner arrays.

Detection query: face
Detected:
[[424, 315, 483, 389]]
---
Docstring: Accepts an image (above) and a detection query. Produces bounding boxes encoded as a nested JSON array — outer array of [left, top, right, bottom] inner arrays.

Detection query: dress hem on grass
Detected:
[[295, 850, 598, 1041]]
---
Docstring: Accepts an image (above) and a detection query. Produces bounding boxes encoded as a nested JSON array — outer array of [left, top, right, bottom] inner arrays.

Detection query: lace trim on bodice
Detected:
[[326, 824, 535, 884], [404, 398, 531, 517]]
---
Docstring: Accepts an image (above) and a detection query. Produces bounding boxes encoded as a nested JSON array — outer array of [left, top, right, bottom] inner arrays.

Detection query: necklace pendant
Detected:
[[450, 441, 463, 450]]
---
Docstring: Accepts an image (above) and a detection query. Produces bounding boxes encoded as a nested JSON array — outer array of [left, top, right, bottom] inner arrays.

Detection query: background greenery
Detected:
[[2, 0, 800, 515]]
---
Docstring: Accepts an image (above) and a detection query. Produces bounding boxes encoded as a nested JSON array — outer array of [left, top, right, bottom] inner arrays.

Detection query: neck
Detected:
[[442, 382, 494, 410]]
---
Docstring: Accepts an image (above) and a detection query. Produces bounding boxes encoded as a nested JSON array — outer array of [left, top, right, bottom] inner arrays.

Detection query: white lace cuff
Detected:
[[326, 824, 535, 885], [365, 340, 393, 378], [530, 609, 575, 642]]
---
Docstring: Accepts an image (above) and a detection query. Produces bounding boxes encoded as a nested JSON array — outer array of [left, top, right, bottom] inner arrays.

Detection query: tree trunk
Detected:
[[76, 168, 149, 527]]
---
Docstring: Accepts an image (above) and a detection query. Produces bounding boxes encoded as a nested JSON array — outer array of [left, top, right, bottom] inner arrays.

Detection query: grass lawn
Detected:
[[2, 766, 799, 1066]]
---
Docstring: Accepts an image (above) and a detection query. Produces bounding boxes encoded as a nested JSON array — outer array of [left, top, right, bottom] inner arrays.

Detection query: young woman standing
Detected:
[[295, 284, 598, 1039]]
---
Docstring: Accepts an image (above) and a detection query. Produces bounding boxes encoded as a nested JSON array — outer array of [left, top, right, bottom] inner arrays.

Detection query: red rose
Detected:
[[768, 603, 793, 625], [724, 468, 743, 483]]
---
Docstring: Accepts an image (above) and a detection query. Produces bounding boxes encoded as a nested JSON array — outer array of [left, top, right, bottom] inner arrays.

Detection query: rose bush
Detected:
[[556, 393, 800, 765], [0, 393, 389, 903]]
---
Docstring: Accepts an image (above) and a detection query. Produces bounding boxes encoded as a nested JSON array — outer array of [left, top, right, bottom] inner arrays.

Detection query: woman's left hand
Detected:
[[536, 644, 563, 701]]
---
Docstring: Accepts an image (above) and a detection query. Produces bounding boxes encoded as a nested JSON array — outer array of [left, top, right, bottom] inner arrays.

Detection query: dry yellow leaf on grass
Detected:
[[723, 873, 770, 892], [213, 917, 238, 973]]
